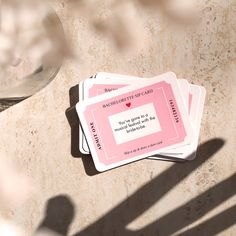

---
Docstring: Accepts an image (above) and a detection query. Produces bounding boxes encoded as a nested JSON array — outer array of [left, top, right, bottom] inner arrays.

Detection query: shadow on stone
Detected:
[[72, 138, 229, 236], [37, 138, 235, 236], [36, 195, 75, 236]]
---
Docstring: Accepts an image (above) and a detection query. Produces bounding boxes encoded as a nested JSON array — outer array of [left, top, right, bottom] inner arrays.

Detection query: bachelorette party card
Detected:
[[76, 72, 195, 171]]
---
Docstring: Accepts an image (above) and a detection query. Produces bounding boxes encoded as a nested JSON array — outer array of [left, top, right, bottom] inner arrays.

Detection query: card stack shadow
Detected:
[[66, 84, 100, 176]]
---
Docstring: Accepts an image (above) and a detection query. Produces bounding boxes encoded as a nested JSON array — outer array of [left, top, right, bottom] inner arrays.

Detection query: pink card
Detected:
[[76, 72, 194, 171], [82, 78, 190, 157]]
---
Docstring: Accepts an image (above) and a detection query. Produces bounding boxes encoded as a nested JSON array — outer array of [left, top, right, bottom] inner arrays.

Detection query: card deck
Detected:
[[76, 72, 198, 172], [81, 77, 191, 160], [76, 72, 206, 171]]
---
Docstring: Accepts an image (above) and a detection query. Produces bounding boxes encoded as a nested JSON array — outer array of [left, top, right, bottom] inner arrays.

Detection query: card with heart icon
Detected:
[[76, 72, 206, 172]]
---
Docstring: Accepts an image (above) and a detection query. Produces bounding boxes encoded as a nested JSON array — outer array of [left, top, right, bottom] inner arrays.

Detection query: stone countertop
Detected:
[[0, 0, 235, 235]]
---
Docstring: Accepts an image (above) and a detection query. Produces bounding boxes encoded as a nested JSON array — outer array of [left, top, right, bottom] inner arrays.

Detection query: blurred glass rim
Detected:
[[0, 6, 64, 110]]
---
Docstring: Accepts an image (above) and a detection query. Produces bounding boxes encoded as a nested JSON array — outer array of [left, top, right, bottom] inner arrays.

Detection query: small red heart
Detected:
[[126, 103, 131, 108]]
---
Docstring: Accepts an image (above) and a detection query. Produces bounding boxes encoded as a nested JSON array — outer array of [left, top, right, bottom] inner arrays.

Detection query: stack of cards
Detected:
[[76, 72, 206, 172]]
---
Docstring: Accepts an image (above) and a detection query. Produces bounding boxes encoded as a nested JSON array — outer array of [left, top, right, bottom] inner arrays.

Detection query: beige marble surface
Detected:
[[0, 0, 236, 235]]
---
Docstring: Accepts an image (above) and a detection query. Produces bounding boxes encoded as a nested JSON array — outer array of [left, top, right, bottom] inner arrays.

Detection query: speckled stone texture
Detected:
[[0, 0, 235, 235]]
